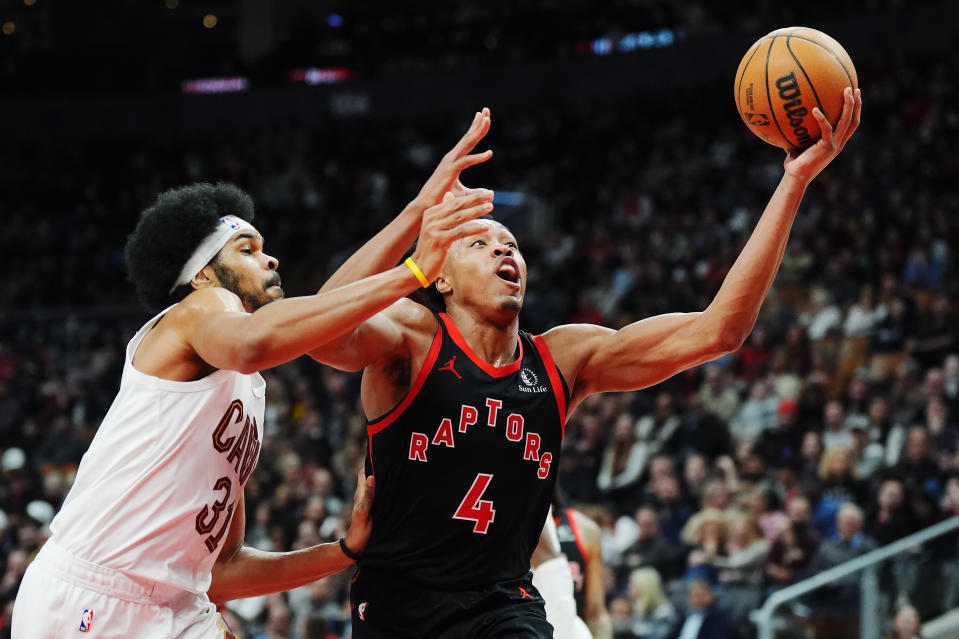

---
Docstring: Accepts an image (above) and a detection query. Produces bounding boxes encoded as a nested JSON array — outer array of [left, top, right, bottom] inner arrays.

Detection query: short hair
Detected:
[[124, 182, 255, 312]]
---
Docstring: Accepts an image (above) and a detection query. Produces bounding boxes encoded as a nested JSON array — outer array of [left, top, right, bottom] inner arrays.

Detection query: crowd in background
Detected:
[[2, 25, 959, 639]]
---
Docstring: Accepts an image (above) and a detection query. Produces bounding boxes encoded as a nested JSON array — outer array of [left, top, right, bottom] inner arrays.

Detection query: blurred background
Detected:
[[2, 1, 959, 638]]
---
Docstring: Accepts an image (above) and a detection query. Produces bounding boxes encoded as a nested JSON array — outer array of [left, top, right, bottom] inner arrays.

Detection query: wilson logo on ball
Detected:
[[775, 72, 814, 147]]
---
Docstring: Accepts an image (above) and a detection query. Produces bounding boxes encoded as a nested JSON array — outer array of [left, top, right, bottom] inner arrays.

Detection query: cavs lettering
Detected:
[[362, 313, 567, 588], [195, 399, 261, 553]]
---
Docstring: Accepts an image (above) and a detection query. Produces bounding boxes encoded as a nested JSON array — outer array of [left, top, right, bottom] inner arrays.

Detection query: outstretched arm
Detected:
[[547, 88, 861, 409], [185, 191, 492, 374], [208, 468, 374, 603], [318, 108, 493, 293]]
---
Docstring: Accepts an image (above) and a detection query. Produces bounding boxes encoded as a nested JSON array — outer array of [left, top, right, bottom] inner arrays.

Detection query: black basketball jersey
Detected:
[[554, 508, 588, 617], [362, 312, 568, 589]]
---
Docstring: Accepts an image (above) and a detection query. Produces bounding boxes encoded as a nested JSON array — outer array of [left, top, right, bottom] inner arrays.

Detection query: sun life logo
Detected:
[[358, 602, 369, 621], [519, 368, 547, 393]]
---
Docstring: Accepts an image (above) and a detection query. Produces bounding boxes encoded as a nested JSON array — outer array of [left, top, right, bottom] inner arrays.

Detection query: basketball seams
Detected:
[[783, 35, 855, 87], [764, 36, 793, 150], [785, 36, 826, 136], [736, 41, 762, 123]]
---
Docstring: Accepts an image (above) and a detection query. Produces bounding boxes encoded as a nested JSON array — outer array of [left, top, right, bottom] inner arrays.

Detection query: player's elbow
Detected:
[[715, 326, 748, 354]]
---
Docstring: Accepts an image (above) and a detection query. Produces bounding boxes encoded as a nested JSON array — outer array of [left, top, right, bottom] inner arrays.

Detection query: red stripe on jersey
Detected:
[[439, 313, 523, 378], [566, 508, 589, 562], [532, 334, 567, 438], [368, 328, 443, 435]]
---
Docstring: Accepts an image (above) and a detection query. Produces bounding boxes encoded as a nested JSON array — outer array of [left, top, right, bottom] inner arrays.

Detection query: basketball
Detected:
[[734, 27, 858, 151]]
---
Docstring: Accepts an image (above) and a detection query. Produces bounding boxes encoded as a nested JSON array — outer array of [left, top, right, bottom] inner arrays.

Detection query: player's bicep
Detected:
[[549, 312, 729, 402]]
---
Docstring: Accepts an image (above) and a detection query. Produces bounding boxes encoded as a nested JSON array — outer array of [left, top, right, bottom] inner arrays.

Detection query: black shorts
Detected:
[[349, 568, 553, 639]]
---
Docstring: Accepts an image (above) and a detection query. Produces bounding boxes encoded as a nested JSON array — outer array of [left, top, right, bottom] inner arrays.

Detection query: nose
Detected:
[[492, 243, 513, 257], [264, 253, 279, 271]]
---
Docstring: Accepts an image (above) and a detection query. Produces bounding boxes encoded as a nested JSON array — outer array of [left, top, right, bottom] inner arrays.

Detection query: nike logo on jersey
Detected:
[[437, 356, 462, 379]]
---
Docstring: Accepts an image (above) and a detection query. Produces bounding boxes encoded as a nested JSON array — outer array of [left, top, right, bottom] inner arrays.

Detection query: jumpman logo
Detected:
[[518, 586, 533, 599], [438, 356, 462, 379]]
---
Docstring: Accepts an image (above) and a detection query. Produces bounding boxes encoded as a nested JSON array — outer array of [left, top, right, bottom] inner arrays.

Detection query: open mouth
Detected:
[[496, 263, 520, 285]]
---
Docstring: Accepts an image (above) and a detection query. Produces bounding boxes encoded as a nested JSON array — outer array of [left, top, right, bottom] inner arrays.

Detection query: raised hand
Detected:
[[783, 87, 862, 183], [411, 190, 494, 283], [412, 108, 493, 210]]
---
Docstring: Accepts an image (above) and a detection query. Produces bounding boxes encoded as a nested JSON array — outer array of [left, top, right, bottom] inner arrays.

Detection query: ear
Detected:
[[191, 264, 218, 290], [434, 273, 452, 295]]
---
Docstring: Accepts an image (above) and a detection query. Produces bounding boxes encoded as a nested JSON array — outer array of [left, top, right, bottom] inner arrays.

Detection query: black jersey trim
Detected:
[[438, 313, 523, 378], [531, 335, 567, 438], [367, 327, 443, 435]]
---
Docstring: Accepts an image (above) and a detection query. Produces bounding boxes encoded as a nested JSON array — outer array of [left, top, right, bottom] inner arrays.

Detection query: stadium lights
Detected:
[[286, 68, 355, 85], [576, 28, 680, 56], [181, 77, 249, 94]]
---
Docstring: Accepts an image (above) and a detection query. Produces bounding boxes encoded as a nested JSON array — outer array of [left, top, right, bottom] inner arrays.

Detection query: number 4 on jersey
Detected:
[[453, 473, 496, 534]]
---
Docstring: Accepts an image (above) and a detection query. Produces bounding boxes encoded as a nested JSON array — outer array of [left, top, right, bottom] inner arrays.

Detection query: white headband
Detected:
[[169, 216, 256, 294]]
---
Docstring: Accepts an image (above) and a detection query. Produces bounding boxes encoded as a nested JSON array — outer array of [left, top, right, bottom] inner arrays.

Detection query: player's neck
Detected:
[[444, 306, 520, 367]]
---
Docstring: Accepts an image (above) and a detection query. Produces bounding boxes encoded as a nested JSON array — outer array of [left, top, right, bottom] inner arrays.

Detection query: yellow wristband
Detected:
[[404, 257, 431, 288]]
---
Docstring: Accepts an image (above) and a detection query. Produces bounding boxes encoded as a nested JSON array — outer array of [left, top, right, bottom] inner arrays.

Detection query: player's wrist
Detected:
[[338, 536, 362, 562]]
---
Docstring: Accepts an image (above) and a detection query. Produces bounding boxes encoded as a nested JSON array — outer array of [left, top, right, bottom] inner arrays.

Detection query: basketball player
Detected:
[[530, 507, 606, 639], [11, 110, 497, 638], [552, 505, 611, 638], [310, 88, 861, 638]]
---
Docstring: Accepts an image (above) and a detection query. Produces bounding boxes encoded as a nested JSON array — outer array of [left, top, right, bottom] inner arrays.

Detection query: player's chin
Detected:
[[266, 285, 285, 300], [498, 297, 523, 313]]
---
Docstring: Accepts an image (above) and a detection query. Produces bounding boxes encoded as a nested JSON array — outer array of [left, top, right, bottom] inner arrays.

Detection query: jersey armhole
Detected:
[[367, 327, 443, 436], [567, 509, 590, 561], [531, 334, 569, 439]]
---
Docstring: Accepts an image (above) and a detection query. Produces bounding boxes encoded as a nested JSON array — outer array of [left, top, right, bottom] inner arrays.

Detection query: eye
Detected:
[[240, 247, 253, 255], [471, 239, 487, 247], [506, 241, 518, 249]]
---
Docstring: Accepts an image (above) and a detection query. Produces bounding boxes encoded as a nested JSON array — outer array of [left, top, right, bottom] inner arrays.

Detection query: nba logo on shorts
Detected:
[[78, 609, 94, 632]]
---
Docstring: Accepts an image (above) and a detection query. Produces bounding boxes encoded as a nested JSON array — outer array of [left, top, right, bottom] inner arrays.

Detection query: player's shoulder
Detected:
[[538, 323, 615, 350], [383, 297, 439, 336], [162, 287, 245, 330], [570, 509, 602, 546]]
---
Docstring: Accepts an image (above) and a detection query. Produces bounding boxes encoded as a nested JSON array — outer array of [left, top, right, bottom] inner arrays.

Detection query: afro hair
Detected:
[[124, 182, 255, 312]]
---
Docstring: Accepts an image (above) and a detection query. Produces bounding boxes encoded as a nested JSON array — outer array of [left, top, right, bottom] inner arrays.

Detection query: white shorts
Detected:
[[12, 540, 232, 639], [531, 556, 592, 639]]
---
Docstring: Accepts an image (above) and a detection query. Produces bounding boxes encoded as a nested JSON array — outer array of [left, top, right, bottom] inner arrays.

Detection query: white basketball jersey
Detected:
[[50, 305, 265, 595]]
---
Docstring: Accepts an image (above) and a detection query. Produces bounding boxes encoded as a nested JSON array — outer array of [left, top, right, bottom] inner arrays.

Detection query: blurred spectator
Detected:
[[895, 427, 943, 500], [665, 573, 731, 639], [806, 504, 878, 638], [620, 508, 686, 584], [821, 400, 854, 450], [644, 475, 693, 546], [696, 367, 740, 425], [764, 495, 820, 591], [865, 477, 918, 546], [597, 413, 650, 512], [756, 399, 804, 471], [881, 603, 922, 639], [626, 567, 679, 639], [812, 446, 867, 539], [254, 597, 298, 639], [729, 380, 778, 445]]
